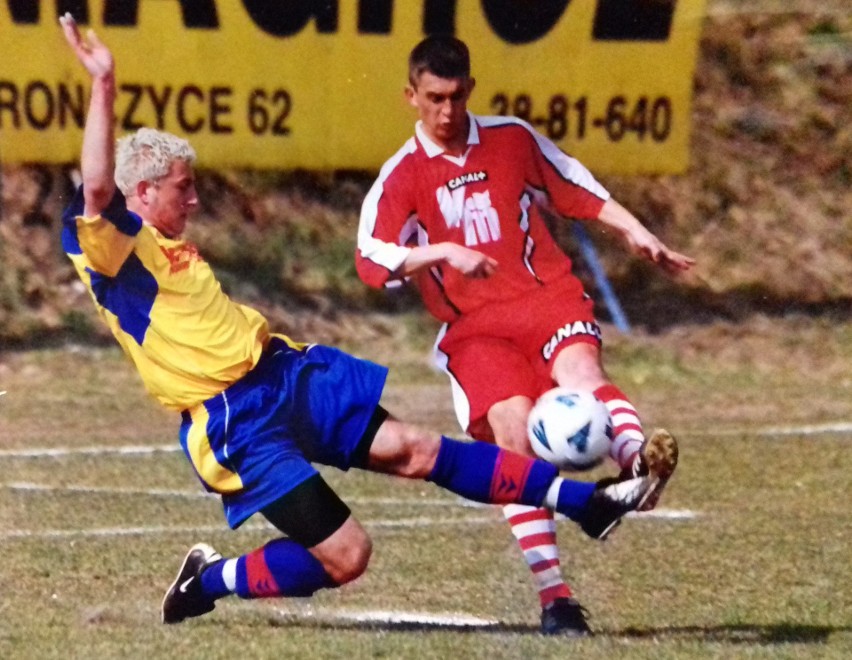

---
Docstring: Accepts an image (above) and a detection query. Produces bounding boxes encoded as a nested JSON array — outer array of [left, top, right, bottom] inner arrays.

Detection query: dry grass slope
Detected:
[[0, 3, 850, 345]]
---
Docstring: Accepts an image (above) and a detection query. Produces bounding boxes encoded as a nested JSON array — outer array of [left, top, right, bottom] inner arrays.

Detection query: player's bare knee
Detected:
[[395, 426, 440, 478], [313, 518, 373, 584], [491, 416, 531, 455], [495, 432, 532, 456], [330, 535, 373, 584], [552, 342, 607, 389], [368, 419, 440, 478], [488, 397, 533, 455]]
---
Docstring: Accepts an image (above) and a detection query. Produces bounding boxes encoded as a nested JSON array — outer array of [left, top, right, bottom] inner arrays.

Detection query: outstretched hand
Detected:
[[652, 246, 695, 275], [628, 233, 696, 276], [597, 199, 695, 276], [59, 13, 114, 79]]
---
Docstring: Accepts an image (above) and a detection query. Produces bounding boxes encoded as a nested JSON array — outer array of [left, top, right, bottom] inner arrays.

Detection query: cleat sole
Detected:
[[637, 429, 678, 511]]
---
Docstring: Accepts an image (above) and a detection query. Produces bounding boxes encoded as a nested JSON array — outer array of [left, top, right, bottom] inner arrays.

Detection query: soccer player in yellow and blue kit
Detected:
[[59, 14, 666, 628]]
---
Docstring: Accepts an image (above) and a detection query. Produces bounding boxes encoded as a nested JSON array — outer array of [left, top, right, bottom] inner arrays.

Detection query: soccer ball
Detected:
[[527, 388, 612, 471]]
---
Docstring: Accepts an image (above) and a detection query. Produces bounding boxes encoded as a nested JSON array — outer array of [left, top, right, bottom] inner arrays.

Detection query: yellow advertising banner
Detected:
[[0, 1, 707, 174]]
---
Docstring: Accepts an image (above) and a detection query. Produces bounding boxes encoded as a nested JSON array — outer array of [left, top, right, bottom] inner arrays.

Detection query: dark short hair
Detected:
[[408, 35, 470, 86]]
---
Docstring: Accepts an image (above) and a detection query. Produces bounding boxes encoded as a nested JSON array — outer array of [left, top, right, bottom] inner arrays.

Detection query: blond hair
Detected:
[[114, 128, 197, 196]]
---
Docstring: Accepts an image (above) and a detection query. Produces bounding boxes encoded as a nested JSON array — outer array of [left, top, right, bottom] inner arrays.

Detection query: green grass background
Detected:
[[1, 315, 850, 659]]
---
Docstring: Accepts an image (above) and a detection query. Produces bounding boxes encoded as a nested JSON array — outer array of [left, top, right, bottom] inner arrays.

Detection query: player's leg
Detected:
[[162, 474, 368, 624], [436, 320, 590, 635], [247, 342, 635, 559], [551, 341, 678, 510], [163, 339, 382, 624], [550, 340, 642, 467], [364, 411, 653, 538], [522, 279, 677, 511], [517, 276, 646, 473], [488, 396, 590, 636]]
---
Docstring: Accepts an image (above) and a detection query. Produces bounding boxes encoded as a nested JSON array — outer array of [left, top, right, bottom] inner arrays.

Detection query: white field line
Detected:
[[0, 516, 500, 541], [273, 606, 500, 628], [0, 444, 178, 458], [0, 478, 697, 541], [0, 512, 692, 541], [628, 509, 697, 521], [755, 422, 852, 435], [0, 482, 700, 520], [0, 523, 264, 540], [688, 421, 852, 437], [457, 500, 700, 520], [3, 481, 481, 508], [6, 481, 214, 498], [4, 419, 850, 459]]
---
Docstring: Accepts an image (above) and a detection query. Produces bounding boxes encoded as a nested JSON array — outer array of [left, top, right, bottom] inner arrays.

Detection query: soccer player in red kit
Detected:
[[356, 35, 695, 635]]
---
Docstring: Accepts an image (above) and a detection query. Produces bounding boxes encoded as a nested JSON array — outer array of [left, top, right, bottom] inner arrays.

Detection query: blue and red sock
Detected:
[[200, 438, 596, 603], [200, 538, 335, 601], [426, 436, 595, 518]]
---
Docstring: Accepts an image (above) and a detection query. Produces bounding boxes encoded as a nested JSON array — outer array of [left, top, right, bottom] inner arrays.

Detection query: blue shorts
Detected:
[[178, 337, 388, 528]]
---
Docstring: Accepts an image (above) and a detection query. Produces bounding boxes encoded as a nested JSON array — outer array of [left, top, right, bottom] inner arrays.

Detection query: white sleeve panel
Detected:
[[357, 138, 418, 276]]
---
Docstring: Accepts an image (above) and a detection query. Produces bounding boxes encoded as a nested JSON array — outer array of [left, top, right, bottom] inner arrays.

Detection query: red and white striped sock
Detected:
[[594, 383, 644, 470], [503, 504, 572, 608]]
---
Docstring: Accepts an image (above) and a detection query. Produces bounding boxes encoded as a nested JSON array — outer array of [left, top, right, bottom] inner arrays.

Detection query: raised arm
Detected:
[[60, 13, 116, 216], [522, 120, 695, 276]]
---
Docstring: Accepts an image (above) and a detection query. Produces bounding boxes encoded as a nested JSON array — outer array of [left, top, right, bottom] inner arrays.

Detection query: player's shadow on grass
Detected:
[[267, 616, 846, 644], [616, 623, 845, 645]]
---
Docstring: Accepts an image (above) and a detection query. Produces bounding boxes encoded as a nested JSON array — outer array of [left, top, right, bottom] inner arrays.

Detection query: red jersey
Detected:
[[356, 113, 610, 322]]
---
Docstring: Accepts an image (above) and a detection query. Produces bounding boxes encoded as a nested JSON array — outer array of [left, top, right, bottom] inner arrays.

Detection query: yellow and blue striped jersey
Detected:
[[61, 187, 296, 411]]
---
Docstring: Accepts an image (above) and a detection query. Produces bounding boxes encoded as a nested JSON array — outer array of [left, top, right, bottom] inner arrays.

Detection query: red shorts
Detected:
[[434, 277, 601, 442]]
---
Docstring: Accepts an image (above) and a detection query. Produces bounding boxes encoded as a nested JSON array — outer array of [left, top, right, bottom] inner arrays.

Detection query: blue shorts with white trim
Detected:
[[178, 337, 388, 528]]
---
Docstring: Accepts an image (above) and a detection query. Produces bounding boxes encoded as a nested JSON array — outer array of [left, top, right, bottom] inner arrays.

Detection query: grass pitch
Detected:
[[1, 315, 850, 659]]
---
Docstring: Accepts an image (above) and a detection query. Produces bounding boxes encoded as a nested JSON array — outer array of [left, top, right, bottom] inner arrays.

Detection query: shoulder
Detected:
[[372, 137, 422, 192], [473, 115, 540, 152], [476, 114, 574, 167], [377, 137, 419, 177], [62, 185, 142, 236], [475, 114, 537, 137]]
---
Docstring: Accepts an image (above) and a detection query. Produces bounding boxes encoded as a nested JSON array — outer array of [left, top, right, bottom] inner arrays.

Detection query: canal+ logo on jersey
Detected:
[[435, 171, 501, 247], [446, 171, 488, 191]]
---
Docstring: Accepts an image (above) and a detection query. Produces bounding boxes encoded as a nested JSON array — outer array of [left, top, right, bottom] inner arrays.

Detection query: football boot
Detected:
[[540, 597, 593, 636], [577, 473, 656, 540], [626, 428, 679, 512], [161, 542, 222, 624]]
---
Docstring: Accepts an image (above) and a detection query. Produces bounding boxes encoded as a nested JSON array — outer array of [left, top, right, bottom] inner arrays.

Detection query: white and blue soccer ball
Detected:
[[527, 388, 612, 471]]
